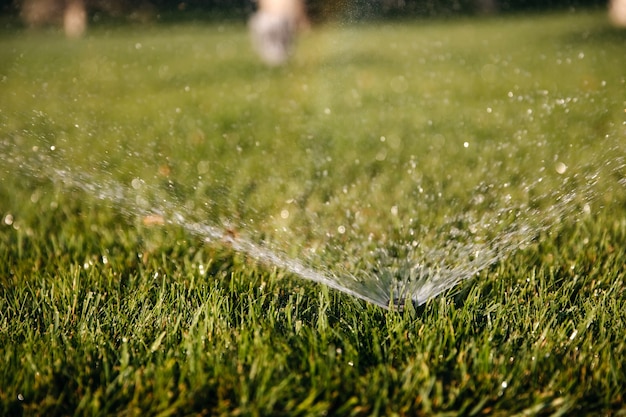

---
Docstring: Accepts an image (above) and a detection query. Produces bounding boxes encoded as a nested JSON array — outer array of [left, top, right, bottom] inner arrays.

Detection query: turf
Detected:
[[1, 9, 626, 416]]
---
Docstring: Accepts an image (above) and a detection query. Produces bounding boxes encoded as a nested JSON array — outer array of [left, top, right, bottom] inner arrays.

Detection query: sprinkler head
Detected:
[[391, 297, 407, 312]]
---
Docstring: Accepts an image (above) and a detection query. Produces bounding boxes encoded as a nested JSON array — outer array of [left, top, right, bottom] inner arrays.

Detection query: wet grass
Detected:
[[1, 9, 626, 416]]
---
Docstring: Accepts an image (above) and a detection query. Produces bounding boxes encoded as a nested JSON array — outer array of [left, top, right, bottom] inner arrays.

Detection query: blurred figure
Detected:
[[63, 0, 87, 38], [609, 0, 626, 27], [20, 0, 86, 38], [20, 0, 62, 28], [18, 0, 155, 38], [249, 0, 309, 66]]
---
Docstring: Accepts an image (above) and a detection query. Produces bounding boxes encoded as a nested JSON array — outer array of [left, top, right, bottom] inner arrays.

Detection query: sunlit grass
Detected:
[[1, 9, 625, 415]]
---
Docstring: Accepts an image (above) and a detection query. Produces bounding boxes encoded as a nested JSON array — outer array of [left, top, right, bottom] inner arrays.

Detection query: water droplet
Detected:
[[3, 214, 13, 226], [17, 394, 24, 401], [463, 141, 469, 148], [555, 162, 567, 174], [501, 381, 508, 389], [337, 225, 346, 234], [280, 209, 290, 219], [131, 178, 143, 189]]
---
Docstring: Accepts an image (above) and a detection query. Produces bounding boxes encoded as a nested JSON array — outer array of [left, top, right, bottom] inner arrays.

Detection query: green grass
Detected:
[[1, 9, 626, 415]]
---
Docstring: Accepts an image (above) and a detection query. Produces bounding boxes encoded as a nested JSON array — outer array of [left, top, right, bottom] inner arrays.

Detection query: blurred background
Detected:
[[0, 0, 617, 26]]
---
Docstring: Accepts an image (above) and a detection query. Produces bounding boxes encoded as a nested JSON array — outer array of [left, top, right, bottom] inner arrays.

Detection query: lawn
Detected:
[[1, 9, 625, 415]]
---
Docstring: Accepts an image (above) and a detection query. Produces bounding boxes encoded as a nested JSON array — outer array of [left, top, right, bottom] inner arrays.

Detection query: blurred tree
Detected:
[[305, 0, 606, 19], [475, 0, 498, 14]]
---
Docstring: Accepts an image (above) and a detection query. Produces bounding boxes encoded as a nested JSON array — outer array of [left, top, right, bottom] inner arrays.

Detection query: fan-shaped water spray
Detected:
[[2, 134, 622, 310]]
